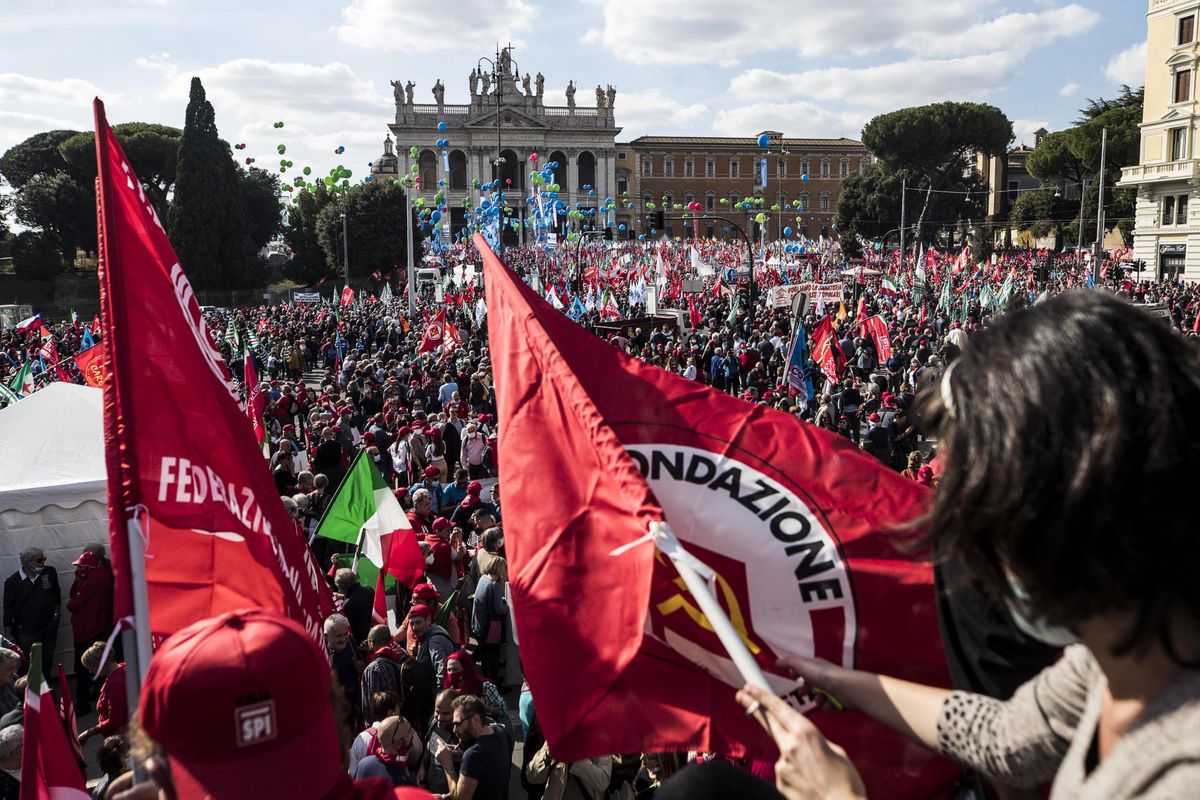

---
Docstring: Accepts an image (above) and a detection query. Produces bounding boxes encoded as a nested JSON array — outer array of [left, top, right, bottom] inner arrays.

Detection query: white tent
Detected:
[[0, 383, 107, 669]]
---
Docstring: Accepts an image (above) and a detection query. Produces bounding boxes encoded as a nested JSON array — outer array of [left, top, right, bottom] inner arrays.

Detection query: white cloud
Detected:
[[712, 101, 868, 140], [729, 53, 1020, 110], [162, 59, 390, 122], [1059, 82, 1080, 96], [616, 89, 708, 135], [907, 5, 1100, 57], [1012, 118, 1050, 148], [334, 0, 534, 53], [1106, 41, 1146, 87], [0, 73, 112, 109], [577, 0, 1099, 66]]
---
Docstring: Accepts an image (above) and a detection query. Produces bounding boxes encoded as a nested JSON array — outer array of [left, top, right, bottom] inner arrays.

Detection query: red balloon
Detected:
[[506, 178, 512, 185]]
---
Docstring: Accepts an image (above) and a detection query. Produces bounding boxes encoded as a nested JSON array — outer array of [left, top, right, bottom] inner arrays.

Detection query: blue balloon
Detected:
[[437, 121, 447, 132], [723, 227, 730, 233], [783, 226, 792, 236], [757, 133, 770, 147], [618, 223, 627, 231], [638, 234, 646, 241], [801, 173, 809, 181]]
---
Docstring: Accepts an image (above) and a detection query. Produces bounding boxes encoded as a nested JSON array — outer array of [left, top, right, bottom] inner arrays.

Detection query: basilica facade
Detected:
[[371, 48, 621, 244]]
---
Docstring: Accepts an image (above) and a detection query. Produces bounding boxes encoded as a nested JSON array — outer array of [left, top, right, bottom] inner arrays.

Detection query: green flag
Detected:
[[727, 292, 740, 327], [224, 319, 241, 354], [9, 362, 33, 397]]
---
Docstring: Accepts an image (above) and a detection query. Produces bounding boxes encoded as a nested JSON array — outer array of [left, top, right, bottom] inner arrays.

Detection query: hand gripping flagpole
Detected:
[[612, 520, 772, 694]]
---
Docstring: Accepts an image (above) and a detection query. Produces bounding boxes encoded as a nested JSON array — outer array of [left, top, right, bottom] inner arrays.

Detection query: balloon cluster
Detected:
[[234, 143, 247, 150], [273, 121, 284, 129], [335, 145, 345, 154]]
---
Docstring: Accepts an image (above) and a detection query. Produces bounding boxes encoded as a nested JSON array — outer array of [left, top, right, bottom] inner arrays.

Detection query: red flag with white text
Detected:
[[93, 99, 331, 646], [810, 316, 844, 385], [481, 234, 954, 798], [341, 286, 355, 306], [245, 353, 267, 445], [861, 315, 893, 363], [74, 345, 105, 389]]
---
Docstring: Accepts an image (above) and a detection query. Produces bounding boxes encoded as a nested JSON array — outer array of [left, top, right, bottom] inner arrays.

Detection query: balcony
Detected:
[[1120, 159, 1200, 186]]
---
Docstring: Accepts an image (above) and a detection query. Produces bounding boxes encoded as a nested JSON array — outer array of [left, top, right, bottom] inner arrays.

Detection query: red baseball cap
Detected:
[[412, 583, 440, 601], [432, 517, 452, 532], [73, 551, 101, 568], [466, 481, 482, 495], [138, 609, 342, 800], [408, 604, 434, 619]]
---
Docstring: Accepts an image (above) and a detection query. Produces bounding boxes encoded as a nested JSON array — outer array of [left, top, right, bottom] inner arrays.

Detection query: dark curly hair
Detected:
[[920, 290, 1200, 665]]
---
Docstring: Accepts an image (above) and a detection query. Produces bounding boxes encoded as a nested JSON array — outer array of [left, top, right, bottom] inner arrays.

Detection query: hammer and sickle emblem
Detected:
[[654, 551, 762, 655]]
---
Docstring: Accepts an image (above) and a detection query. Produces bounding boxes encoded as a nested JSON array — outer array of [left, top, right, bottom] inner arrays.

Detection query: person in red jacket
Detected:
[[77, 641, 127, 745], [65, 550, 112, 713]]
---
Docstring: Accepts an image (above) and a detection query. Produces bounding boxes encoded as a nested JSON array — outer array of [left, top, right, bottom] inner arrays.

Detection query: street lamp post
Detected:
[[341, 211, 349, 288], [478, 45, 519, 260]]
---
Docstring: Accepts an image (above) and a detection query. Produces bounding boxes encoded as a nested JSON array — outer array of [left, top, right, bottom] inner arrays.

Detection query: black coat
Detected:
[[341, 584, 376, 644], [3, 566, 60, 637]]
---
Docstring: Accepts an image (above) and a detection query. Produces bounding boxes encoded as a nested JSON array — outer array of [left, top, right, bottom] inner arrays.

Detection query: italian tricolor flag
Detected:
[[881, 277, 900, 297], [314, 451, 425, 623], [21, 644, 89, 799]]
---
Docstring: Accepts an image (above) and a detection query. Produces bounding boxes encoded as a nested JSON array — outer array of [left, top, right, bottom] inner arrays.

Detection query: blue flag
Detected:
[[785, 323, 814, 408], [568, 297, 587, 322], [80, 329, 95, 351]]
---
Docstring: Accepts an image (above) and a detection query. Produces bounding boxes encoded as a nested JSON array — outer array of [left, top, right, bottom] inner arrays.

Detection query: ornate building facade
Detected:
[[371, 47, 621, 244]]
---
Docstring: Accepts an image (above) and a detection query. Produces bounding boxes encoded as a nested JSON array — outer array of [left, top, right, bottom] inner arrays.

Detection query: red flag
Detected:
[[93, 99, 331, 646], [245, 353, 267, 445], [90, 314, 101, 335], [687, 294, 702, 330], [417, 309, 446, 354], [861, 315, 893, 362], [854, 296, 867, 327], [21, 645, 87, 800], [74, 345, 106, 389], [55, 665, 86, 769], [481, 234, 953, 798], [810, 316, 844, 384], [341, 286, 355, 306]]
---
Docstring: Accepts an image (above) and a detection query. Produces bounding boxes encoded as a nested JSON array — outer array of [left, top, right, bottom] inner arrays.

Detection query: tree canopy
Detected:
[[58, 122, 183, 220], [315, 181, 413, 282]]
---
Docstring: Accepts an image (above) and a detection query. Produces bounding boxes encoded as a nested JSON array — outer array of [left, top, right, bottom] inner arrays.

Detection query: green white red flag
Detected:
[[314, 450, 426, 621], [20, 644, 88, 800]]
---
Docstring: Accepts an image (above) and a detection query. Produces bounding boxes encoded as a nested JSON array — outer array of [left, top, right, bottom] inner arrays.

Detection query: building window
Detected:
[[799, 192, 809, 211], [663, 193, 673, 206], [684, 192, 695, 205], [839, 159, 849, 177], [777, 158, 787, 177], [684, 159, 694, 177], [1178, 194, 1190, 225], [643, 192, 652, 209], [642, 158, 652, 176], [1007, 180, 1019, 201], [618, 151, 627, 160], [1176, 69, 1192, 103], [1165, 196, 1177, 226], [1171, 126, 1189, 161], [858, 159, 867, 173], [820, 160, 830, 178], [730, 159, 740, 178], [800, 159, 810, 177], [664, 158, 674, 177], [706, 226, 715, 238], [730, 192, 740, 205], [1181, 15, 1195, 45], [617, 175, 628, 195], [820, 192, 831, 211], [706, 158, 715, 177], [705, 192, 715, 210]]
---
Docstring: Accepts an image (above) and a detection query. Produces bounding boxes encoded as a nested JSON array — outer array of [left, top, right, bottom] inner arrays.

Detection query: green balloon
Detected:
[[756, 213, 766, 224], [303, 166, 312, 175], [277, 144, 286, 154], [411, 164, 419, 174]]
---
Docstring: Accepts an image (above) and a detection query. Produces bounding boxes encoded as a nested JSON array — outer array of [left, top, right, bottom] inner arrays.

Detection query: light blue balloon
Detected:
[[784, 227, 792, 236], [437, 121, 448, 132], [619, 223, 626, 231], [801, 174, 809, 181]]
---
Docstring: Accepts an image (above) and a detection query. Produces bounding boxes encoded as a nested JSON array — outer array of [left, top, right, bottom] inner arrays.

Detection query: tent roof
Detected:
[[0, 383, 105, 514]]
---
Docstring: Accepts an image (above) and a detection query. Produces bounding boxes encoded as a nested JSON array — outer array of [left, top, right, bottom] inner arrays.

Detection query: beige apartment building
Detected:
[[1120, 0, 1200, 279]]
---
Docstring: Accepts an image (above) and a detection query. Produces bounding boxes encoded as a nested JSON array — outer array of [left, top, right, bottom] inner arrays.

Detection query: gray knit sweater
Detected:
[[938, 644, 1200, 798]]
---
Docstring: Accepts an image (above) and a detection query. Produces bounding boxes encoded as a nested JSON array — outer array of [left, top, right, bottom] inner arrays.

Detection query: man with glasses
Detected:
[[3, 547, 60, 675], [435, 694, 509, 800]]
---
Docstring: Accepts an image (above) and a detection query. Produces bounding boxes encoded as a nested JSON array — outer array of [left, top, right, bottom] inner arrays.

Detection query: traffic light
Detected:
[[644, 210, 664, 230], [604, 226, 613, 241]]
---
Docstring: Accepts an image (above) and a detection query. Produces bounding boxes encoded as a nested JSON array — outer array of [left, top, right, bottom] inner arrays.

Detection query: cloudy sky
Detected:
[[1, 0, 1146, 180]]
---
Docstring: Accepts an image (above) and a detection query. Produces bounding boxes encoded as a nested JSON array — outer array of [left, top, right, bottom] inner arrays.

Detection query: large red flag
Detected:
[[93, 99, 331, 645], [687, 294, 702, 330], [482, 233, 954, 798]]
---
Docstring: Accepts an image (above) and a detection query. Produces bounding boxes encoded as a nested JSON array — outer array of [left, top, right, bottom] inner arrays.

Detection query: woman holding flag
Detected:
[[737, 291, 1200, 799]]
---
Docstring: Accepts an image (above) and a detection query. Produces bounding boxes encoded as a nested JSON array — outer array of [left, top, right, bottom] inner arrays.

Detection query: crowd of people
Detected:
[[1, 237, 1198, 799]]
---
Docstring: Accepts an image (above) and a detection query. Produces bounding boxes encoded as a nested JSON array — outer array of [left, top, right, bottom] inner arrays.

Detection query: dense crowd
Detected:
[[1, 238, 1198, 799]]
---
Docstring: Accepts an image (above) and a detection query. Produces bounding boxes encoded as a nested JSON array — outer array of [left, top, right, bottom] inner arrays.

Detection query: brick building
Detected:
[[616, 131, 872, 240]]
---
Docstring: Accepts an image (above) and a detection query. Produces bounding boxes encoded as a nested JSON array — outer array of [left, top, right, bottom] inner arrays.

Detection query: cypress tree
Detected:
[[167, 77, 248, 289]]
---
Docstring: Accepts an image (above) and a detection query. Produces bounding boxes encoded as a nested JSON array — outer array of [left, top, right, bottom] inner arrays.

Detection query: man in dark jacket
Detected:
[[3, 547, 59, 675], [334, 569, 376, 645]]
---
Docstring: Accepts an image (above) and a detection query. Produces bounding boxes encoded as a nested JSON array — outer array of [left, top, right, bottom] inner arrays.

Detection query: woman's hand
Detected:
[[777, 656, 852, 708], [736, 683, 867, 800]]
